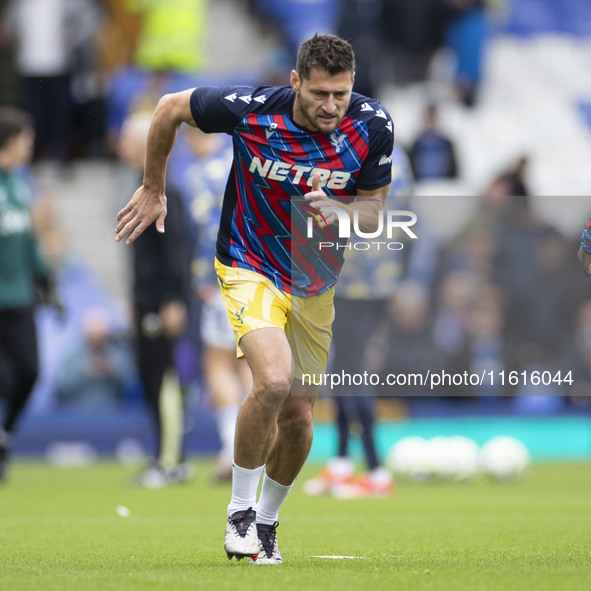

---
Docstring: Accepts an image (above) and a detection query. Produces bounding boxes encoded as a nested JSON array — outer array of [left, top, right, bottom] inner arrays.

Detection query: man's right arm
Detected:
[[114, 89, 196, 245]]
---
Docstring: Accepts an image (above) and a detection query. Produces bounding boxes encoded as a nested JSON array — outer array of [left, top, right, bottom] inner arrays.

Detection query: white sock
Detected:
[[227, 464, 264, 517], [216, 405, 239, 460], [256, 470, 293, 526]]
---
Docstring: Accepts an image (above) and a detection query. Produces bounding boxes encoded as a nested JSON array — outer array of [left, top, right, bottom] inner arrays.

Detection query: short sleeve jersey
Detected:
[[190, 84, 394, 297]]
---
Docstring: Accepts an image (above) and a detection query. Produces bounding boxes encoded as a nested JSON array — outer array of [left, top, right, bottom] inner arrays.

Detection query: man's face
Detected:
[[291, 67, 354, 134], [8, 129, 35, 167]]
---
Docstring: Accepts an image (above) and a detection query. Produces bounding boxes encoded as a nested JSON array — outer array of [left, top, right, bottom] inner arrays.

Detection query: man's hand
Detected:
[[115, 185, 167, 245], [304, 173, 342, 226], [303, 172, 387, 233], [578, 246, 591, 276]]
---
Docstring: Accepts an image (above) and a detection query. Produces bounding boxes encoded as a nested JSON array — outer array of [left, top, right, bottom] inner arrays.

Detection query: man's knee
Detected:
[[277, 403, 314, 443], [252, 370, 292, 409]]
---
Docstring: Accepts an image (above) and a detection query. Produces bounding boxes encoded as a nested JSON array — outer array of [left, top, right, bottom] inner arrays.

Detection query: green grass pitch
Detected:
[[1, 460, 590, 591]]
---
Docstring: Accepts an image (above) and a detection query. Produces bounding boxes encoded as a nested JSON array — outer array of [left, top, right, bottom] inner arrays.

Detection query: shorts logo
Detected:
[[235, 306, 246, 325]]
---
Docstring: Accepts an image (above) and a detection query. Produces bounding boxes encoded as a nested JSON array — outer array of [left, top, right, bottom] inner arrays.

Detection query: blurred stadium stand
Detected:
[[503, 0, 591, 37], [4, 0, 591, 463]]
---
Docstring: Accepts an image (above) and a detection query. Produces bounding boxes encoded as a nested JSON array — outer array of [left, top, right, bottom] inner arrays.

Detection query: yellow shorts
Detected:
[[214, 258, 334, 380]]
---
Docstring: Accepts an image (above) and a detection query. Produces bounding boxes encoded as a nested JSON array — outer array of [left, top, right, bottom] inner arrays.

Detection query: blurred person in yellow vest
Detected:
[[127, 0, 209, 75]]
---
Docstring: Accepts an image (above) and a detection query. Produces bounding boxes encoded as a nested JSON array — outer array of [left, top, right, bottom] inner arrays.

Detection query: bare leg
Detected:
[[234, 327, 293, 470], [265, 380, 320, 485], [224, 327, 322, 560]]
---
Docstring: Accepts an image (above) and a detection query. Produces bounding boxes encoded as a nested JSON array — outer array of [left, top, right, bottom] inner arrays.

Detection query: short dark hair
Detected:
[[296, 34, 355, 80], [0, 107, 33, 150]]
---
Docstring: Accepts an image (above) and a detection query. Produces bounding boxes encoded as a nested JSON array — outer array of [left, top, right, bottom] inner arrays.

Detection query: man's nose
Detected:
[[324, 96, 337, 114]]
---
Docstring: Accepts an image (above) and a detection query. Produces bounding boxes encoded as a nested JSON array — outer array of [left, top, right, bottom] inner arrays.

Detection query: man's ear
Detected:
[[290, 70, 299, 92]]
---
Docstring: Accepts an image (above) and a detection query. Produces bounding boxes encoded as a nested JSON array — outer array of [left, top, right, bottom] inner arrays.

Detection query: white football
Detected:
[[387, 436, 430, 481], [424, 436, 453, 479], [426, 436, 480, 481], [480, 436, 530, 481]]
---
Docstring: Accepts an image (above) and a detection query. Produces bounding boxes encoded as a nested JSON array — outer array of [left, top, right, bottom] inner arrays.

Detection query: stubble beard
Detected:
[[298, 101, 341, 134]]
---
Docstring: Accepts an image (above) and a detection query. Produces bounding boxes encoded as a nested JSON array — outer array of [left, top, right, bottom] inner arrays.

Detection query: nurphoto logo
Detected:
[[305, 207, 418, 251]]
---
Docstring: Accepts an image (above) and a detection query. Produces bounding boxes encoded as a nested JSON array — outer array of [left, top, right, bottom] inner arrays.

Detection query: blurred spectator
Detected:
[[1, 0, 74, 160], [105, 68, 187, 152], [409, 104, 458, 181], [55, 308, 136, 408], [180, 126, 252, 483], [442, 0, 489, 106], [0, 0, 17, 105], [256, 0, 340, 65], [118, 111, 193, 488], [381, 0, 452, 84], [0, 107, 59, 480], [127, 0, 209, 75], [97, 0, 141, 74], [432, 269, 482, 358], [430, 187, 589, 406], [386, 280, 447, 396], [447, 282, 507, 398], [493, 196, 564, 366], [29, 192, 69, 269], [441, 225, 497, 279], [337, 0, 382, 98], [104, 0, 209, 155], [536, 226, 590, 354], [68, 0, 108, 158], [486, 155, 530, 198]]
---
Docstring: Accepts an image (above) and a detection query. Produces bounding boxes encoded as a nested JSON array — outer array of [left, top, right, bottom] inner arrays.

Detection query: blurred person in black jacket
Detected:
[[117, 111, 193, 488], [0, 107, 61, 481], [409, 104, 458, 181]]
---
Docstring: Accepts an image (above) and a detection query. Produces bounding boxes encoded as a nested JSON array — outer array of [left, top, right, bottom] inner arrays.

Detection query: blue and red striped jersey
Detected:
[[190, 85, 394, 296]]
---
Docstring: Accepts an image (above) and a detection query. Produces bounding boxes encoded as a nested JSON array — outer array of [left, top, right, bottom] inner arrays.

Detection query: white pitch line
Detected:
[[310, 556, 366, 559]]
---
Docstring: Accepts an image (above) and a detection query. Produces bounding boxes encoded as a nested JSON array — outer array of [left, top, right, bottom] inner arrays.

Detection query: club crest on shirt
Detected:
[[328, 130, 347, 154]]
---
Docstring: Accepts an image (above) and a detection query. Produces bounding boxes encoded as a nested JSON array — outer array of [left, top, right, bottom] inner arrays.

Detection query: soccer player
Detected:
[[578, 219, 591, 276], [115, 34, 394, 564]]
